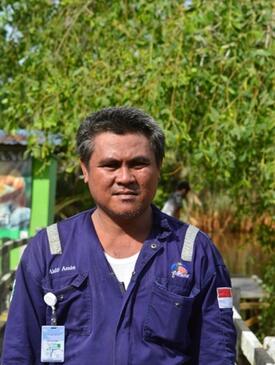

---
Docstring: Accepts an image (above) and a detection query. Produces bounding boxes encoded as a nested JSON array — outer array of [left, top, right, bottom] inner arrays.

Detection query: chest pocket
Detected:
[[143, 279, 198, 351], [42, 272, 92, 336], [144, 223, 200, 351]]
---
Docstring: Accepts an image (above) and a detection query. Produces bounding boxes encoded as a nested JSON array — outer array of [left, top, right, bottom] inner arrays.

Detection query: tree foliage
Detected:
[[0, 0, 274, 217]]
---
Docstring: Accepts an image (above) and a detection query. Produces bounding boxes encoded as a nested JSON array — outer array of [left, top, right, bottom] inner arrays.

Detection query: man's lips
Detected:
[[113, 191, 138, 196]]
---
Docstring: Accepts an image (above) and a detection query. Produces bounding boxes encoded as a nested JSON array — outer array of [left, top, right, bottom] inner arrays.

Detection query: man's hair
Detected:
[[77, 106, 165, 167]]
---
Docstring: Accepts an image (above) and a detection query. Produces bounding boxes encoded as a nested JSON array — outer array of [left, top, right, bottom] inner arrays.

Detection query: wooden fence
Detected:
[[0, 238, 274, 364], [234, 307, 275, 365]]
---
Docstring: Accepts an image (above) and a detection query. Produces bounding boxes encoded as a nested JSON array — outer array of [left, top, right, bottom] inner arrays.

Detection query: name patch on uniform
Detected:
[[171, 262, 189, 278], [49, 265, 76, 275], [217, 287, 233, 309]]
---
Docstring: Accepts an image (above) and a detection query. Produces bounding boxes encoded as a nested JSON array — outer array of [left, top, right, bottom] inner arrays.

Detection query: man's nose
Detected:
[[116, 166, 135, 184]]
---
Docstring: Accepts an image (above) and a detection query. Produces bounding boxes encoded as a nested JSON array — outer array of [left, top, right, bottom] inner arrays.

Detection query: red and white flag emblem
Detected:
[[217, 287, 233, 309]]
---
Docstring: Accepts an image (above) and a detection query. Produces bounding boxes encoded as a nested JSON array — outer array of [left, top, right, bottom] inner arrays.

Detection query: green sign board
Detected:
[[0, 130, 58, 269]]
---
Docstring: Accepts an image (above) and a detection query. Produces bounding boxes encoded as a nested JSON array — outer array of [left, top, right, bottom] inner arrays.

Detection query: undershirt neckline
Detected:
[[104, 251, 140, 290], [104, 251, 140, 263]]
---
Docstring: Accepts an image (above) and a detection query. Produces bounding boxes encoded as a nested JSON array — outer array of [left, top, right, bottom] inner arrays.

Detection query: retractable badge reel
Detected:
[[44, 292, 57, 325], [41, 292, 65, 363]]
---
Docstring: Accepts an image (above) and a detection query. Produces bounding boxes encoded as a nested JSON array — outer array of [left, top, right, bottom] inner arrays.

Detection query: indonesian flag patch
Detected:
[[217, 287, 233, 309]]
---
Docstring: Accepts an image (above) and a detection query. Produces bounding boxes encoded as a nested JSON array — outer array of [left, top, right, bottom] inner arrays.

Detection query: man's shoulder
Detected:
[[28, 209, 92, 246], [55, 209, 93, 231], [156, 207, 222, 262], [21, 209, 93, 276], [193, 229, 226, 270]]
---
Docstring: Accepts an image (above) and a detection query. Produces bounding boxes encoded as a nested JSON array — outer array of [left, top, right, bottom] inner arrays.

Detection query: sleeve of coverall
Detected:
[[1, 253, 45, 364], [194, 264, 236, 365]]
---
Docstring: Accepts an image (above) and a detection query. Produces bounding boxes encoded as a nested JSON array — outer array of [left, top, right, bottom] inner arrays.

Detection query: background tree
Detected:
[[1, 0, 273, 217]]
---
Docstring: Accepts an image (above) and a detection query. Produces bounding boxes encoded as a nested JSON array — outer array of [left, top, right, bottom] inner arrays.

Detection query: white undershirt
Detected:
[[104, 251, 140, 290]]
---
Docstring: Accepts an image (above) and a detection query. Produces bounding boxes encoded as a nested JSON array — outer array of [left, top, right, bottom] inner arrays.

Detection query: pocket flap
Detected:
[[70, 273, 88, 288], [42, 272, 89, 293]]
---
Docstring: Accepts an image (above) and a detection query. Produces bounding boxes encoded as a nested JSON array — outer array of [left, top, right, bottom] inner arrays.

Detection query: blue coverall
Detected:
[[2, 206, 236, 364]]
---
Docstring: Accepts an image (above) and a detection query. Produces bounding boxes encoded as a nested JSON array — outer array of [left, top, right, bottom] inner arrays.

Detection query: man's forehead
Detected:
[[92, 132, 151, 148], [93, 131, 148, 140], [90, 132, 156, 161]]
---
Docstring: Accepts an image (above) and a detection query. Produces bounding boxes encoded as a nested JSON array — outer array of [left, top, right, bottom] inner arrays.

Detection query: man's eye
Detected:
[[103, 165, 116, 169], [101, 163, 119, 170], [132, 162, 149, 169]]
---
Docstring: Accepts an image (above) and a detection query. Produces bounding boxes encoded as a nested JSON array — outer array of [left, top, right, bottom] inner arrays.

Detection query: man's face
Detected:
[[80, 132, 160, 220]]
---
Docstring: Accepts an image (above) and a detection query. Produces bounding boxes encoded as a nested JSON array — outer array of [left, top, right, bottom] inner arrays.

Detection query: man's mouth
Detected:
[[113, 191, 138, 196]]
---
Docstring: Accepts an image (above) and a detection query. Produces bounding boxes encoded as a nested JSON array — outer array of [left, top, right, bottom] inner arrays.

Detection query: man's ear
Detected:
[[80, 161, 89, 183]]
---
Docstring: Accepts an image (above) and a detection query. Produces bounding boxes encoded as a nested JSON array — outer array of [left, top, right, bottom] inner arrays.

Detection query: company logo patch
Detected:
[[217, 287, 233, 309], [171, 262, 189, 278]]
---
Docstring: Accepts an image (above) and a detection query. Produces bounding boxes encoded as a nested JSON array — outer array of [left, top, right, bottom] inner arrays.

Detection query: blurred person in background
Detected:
[[162, 180, 190, 219]]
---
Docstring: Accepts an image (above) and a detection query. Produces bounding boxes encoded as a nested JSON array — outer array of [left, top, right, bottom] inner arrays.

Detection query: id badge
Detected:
[[41, 326, 65, 363]]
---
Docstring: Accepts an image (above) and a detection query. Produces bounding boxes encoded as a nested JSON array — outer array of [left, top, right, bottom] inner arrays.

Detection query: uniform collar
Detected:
[[150, 204, 176, 241], [86, 204, 176, 242]]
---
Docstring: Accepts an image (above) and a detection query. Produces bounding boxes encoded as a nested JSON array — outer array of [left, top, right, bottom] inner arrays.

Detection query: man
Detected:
[[2, 107, 236, 364], [162, 180, 190, 219]]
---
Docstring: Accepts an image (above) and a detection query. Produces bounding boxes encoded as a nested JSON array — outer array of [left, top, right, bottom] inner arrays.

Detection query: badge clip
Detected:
[[44, 292, 57, 326]]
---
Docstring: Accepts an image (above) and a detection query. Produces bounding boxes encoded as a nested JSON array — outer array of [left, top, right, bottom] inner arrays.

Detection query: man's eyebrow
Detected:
[[98, 157, 119, 165], [130, 156, 151, 163], [98, 156, 152, 165]]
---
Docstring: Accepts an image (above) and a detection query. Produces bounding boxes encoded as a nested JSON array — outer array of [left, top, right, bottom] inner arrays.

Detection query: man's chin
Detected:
[[112, 209, 144, 220], [100, 204, 150, 221]]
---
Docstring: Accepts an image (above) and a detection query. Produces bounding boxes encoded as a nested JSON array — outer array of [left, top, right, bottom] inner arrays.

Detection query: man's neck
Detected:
[[91, 207, 153, 258]]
